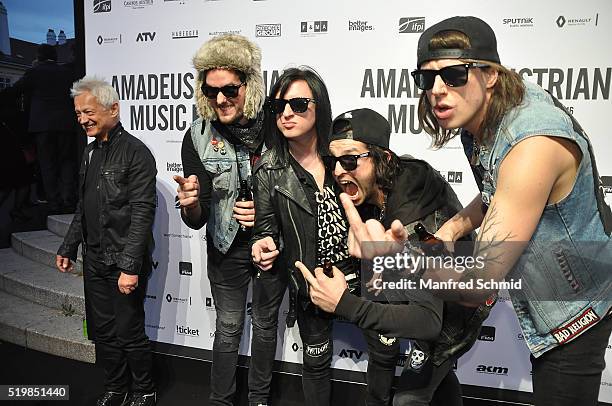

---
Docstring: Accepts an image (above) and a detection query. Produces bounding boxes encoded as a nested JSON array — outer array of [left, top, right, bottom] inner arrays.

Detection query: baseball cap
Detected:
[[416, 16, 500, 67], [330, 108, 390, 149]]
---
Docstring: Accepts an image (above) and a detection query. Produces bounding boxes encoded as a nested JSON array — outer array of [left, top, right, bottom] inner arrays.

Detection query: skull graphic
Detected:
[[410, 349, 426, 370]]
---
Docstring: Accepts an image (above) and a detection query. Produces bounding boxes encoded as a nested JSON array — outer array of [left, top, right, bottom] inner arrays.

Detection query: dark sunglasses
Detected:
[[201, 82, 245, 99], [323, 152, 370, 172], [270, 97, 316, 114], [411, 63, 489, 90]]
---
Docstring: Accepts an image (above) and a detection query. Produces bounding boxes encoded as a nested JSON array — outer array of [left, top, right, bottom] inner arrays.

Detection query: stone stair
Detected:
[[0, 215, 95, 363]]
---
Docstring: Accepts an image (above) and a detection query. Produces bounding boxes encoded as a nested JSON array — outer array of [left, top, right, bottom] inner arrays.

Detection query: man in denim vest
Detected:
[[174, 34, 280, 406], [303, 16, 612, 406]]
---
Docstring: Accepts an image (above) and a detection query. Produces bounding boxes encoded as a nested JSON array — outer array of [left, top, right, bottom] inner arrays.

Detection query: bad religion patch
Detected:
[[551, 307, 600, 344]]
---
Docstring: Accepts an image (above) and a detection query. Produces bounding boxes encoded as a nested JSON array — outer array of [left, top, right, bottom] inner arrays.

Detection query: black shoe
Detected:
[[125, 392, 156, 406], [96, 391, 129, 406]]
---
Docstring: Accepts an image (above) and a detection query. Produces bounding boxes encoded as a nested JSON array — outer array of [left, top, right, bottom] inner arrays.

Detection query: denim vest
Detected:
[[191, 118, 252, 254], [472, 81, 612, 357]]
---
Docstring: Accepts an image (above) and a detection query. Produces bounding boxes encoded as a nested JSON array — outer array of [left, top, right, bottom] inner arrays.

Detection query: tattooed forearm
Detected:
[[463, 201, 517, 281]]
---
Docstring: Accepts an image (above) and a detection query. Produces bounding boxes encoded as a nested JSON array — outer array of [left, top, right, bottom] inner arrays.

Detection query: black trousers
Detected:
[[34, 130, 77, 210], [531, 314, 612, 406], [206, 240, 285, 406], [83, 255, 155, 393]]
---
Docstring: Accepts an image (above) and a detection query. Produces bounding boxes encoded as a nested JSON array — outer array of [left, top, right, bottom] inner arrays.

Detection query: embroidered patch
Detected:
[[406, 342, 429, 372], [305, 340, 331, 358], [551, 307, 600, 344], [378, 334, 397, 346]]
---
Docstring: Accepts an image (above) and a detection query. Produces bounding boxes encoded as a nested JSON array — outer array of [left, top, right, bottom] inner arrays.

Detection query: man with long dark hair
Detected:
[[250, 66, 357, 406]]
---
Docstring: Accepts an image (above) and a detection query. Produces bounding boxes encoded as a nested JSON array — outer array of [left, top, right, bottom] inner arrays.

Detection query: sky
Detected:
[[3, 0, 74, 44]]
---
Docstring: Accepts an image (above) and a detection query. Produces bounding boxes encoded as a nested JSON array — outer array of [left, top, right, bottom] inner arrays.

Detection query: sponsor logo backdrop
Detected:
[[84, 0, 612, 400]]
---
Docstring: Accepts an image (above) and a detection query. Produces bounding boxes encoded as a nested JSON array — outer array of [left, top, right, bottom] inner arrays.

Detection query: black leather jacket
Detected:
[[251, 148, 356, 298], [334, 156, 495, 366], [57, 123, 157, 275]]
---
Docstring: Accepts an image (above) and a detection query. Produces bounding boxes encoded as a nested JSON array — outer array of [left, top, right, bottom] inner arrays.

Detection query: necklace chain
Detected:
[[378, 193, 387, 222]]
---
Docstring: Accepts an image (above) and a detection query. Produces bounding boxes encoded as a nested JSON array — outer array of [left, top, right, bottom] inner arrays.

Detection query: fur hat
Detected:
[[192, 34, 265, 120]]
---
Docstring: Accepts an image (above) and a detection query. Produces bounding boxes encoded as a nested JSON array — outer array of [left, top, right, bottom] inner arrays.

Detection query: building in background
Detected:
[[0, 1, 74, 89]]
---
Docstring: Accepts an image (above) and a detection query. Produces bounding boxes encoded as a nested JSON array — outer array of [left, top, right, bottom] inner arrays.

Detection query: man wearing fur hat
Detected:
[[174, 34, 279, 406]]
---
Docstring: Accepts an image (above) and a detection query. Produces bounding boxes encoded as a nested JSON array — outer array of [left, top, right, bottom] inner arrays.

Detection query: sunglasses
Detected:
[[411, 63, 489, 90], [270, 97, 316, 114], [201, 82, 245, 99], [323, 152, 370, 172]]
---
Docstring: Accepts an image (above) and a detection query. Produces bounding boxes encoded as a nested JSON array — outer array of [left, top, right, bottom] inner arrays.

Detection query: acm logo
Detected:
[[136, 32, 156, 42], [476, 364, 509, 375]]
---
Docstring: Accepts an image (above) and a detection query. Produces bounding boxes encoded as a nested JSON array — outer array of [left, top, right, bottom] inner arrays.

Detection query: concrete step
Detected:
[[0, 290, 95, 363], [11, 230, 83, 273], [0, 249, 85, 316], [47, 214, 74, 238]]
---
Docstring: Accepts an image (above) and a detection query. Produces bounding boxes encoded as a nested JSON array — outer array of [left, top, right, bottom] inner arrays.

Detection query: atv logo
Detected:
[[339, 349, 363, 359]]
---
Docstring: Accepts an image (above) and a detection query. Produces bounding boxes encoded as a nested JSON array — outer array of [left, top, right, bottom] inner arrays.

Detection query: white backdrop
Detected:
[[85, 0, 612, 401]]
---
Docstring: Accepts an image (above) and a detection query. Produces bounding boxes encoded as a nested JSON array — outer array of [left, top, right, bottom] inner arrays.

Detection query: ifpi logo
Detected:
[[93, 0, 111, 13]]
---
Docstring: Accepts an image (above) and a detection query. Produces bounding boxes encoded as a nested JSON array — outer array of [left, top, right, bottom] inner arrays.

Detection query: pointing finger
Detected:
[[295, 261, 318, 288]]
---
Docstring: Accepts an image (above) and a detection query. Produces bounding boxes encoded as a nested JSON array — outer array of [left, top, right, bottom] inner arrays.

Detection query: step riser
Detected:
[[0, 321, 94, 364], [47, 215, 73, 238], [26, 330, 95, 364], [0, 291, 95, 364], [0, 274, 85, 316], [0, 321, 27, 347], [12, 234, 84, 273]]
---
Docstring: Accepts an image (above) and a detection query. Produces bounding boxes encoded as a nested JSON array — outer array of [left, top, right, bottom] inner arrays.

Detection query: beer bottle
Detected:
[[237, 179, 252, 232], [323, 260, 334, 278], [414, 222, 446, 257]]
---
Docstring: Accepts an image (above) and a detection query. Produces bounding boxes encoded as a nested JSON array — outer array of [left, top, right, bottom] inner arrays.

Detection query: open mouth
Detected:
[[434, 105, 453, 120], [339, 180, 359, 198]]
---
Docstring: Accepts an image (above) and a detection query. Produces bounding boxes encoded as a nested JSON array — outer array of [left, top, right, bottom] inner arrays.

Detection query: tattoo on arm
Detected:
[[466, 202, 516, 279]]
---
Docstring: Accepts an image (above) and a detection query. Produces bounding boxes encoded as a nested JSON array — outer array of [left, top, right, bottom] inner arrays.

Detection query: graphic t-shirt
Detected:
[[315, 185, 351, 266]]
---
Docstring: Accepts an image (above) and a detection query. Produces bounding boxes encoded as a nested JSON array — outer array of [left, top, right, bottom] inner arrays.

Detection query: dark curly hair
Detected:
[[366, 144, 401, 195]]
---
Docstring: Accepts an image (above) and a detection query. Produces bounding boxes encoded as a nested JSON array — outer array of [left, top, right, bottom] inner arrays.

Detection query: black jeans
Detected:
[[207, 240, 285, 406], [83, 255, 154, 393], [296, 301, 334, 406], [362, 328, 400, 406], [531, 314, 612, 406], [362, 328, 462, 406], [393, 356, 461, 406]]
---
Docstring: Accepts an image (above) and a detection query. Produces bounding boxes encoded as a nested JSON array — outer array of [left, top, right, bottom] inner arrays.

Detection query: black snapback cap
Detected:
[[417, 16, 500, 67], [330, 108, 390, 150]]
